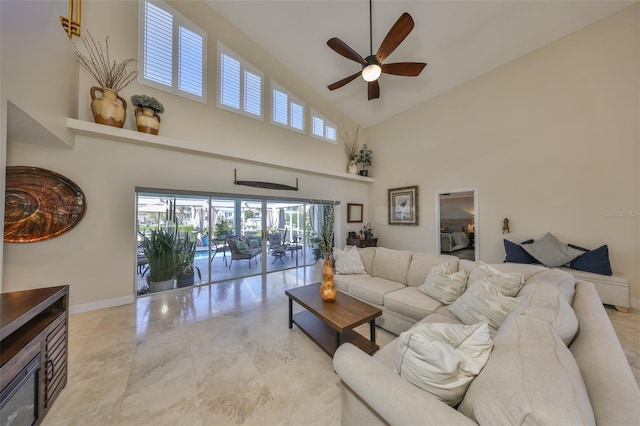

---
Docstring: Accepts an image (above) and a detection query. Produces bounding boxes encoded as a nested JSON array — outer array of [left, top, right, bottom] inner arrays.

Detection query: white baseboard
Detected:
[[70, 295, 135, 314]]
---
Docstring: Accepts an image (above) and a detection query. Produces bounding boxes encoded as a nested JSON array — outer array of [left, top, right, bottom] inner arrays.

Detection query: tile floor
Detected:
[[43, 267, 639, 425]]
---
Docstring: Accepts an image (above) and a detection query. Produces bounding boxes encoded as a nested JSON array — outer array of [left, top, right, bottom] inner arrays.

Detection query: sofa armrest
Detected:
[[333, 343, 476, 426]]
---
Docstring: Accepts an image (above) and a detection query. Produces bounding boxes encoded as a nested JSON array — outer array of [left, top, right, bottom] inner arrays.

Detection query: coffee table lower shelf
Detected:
[[292, 310, 379, 357]]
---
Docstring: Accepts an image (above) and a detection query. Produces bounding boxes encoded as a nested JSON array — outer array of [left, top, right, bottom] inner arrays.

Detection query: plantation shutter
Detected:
[[326, 126, 337, 141], [143, 1, 173, 87], [312, 116, 324, 137], [178, 26, 204, 97], [244, 71, 262, 116], [273, 90, 288, 125], [291, 102, 304, 131], [220, 53, 241, 109]]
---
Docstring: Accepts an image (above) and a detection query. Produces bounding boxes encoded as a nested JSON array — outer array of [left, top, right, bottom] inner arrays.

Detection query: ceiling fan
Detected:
[[326, 0, 427, 101]]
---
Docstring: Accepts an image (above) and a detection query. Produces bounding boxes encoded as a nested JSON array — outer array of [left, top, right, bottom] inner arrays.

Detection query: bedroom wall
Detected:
[[365, 5, 640, 306], [2, 0, 367, 310], [440, 196, 474, 220]]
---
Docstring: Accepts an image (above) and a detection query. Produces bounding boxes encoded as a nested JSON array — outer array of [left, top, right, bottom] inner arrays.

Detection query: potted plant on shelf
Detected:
[[356, 144, 373, 176], [175, 234, 201, 288], [131, 94, 164, 135], [142, 228, 177, 293], [340, 124, 360, 174], [73, 31, 137, 128]]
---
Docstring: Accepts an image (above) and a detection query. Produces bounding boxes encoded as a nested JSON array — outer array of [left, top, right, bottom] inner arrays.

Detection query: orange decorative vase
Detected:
[[320, 258, 336, 302], [135, 107, 161, 135], [90, 87, 126, 128]]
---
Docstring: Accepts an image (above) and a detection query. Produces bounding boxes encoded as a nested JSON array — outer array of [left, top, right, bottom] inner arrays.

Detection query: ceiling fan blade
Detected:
[[368, 80, 380, 101], [327, 71, 362, 91], [376, 13, 414, 63], [327, 38, 367, 65], [381, 62, 427, 76]]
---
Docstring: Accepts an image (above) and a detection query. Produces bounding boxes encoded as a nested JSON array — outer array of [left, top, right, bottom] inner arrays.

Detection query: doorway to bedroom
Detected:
[[436, 190, 477, 261]]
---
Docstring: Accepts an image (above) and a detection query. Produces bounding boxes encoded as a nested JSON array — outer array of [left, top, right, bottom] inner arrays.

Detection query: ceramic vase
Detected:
[[90, 87, 126, 128], [347, 160, 358, 174], [320, 258, 336, 302], [135, 107, 161, 135]]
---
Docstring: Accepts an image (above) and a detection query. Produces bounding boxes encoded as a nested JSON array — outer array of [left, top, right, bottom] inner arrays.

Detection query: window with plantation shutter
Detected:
[[270, 80, 305, 134], [311, 108, 337, 143], [139, 0, 206, 102], [217, 41, 263, 120]]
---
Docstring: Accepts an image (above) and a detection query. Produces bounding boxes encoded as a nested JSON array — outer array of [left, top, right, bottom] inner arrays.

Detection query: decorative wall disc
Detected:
[[4, 166, 87, 243]]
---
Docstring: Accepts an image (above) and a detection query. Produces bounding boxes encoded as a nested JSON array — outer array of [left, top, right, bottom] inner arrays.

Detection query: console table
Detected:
[[346, 238, 378, 248], [0, 286, 69, 425]]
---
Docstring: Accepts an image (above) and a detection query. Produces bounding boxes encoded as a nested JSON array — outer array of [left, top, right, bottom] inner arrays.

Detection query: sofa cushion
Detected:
[[371, 247, 412, 285], [349, 277, 406, 305], [516, 283, 578, 345], [383, 287, 443, 322], [568, 244, 613, 276], [468, 262, 524, 297], [459, 315, 596, 426], [334, 245, 366, 275], [356, 247, 377, 274], [518, 269, 576, 304], [521, 232, 584, 268], [235, 239, 249, 254], [419, 263, 467, 304], [333, 273, 369, 293], [406, 253, 460, 287], [448, 280, 523, 334], [396, 322, 493, 407]]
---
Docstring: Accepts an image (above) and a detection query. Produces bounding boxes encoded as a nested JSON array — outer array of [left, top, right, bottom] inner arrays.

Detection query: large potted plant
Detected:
[[131, 94, 164, 135], [176, 234, 201, 288], [73, 31, 137, 128], [142, 228, 177, 293]]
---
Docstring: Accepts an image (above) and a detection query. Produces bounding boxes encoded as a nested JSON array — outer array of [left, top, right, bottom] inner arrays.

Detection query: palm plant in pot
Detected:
[[142, 228, 177, 293], [73, 31, 137, 128], [176, 234, 201, 288], [131, 94, 164, 135]]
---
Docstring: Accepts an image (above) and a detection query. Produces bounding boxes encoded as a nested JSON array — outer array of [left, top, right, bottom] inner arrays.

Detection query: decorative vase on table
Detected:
[[347, 160, 358, 175], [90, 87, 127, 128], [320, 258, 336, 302], [135, 107, 161, 135]]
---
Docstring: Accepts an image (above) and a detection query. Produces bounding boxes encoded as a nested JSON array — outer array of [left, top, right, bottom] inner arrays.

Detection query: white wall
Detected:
[[2, 0, 367, 308], [440, 196, 474, 220], [365, 5, 640, 305]]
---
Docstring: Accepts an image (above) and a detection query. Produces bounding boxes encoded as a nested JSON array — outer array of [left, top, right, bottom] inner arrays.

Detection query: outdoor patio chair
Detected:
[[227, 237, 262, 268], [268, 233, 288, 264]]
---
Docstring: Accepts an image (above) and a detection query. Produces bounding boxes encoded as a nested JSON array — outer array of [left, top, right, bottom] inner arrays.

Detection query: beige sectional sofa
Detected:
[[332, 247, 640, 425]]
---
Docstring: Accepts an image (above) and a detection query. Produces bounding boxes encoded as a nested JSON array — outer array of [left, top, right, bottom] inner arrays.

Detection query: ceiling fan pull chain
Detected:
[[369, 0, 373, 55]]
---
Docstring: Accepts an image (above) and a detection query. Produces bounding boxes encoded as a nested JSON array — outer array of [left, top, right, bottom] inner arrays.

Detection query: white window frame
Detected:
[[310, 108, 337, 143], [138, 0, 207, 103], [217, 41, 264, 121], [270, 79, 305, 134]]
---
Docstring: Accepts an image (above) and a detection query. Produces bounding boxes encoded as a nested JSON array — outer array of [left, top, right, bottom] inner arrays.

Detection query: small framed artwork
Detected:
[[347, 203, 363, 223], [388, 185, 419, 226]]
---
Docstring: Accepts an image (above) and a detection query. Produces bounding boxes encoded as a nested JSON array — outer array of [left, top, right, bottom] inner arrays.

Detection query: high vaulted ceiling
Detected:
[[205, 1, 634, 128]]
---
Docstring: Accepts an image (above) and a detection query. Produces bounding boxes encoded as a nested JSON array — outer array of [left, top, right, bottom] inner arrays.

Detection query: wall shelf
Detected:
[[66, 118, 375, 183]]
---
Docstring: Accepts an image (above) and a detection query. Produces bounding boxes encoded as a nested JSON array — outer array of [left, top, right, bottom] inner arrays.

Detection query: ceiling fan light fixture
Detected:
[[362, 63, 382, 82]]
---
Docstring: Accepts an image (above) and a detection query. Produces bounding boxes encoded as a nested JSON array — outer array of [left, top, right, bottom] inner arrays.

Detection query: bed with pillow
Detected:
[[441, 231, 470, 253]]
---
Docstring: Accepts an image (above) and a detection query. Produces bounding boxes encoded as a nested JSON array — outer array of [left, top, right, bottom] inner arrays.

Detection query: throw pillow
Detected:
[[568, 244, 612, 276], [448, 280, 523, 333], [333, 245, 366, 275], [503, 239, 538, 264], [468, 261, 525, 297], [235, 239, 249, 254], [419, 263, 468, 304], [395, 322, 493, 407], [521, 232, 583, 268]]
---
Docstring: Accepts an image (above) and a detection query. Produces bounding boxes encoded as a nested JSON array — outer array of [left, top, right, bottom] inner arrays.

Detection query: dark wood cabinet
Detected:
[[346, 238, 378, 248], [1, 286, 69, 424]]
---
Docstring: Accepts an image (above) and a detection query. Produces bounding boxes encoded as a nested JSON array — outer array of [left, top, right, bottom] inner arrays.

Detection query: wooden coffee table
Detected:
[[286, 283, 382, 357]]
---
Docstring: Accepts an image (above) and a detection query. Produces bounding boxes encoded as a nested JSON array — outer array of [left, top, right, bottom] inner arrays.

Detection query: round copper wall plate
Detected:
[[4, 166, 87, 243]]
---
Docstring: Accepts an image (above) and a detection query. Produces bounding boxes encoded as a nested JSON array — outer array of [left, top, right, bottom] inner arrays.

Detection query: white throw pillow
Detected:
[[468, 261, 525, 297], [396, 322, 493, 407], [520, 232, 584, 268], [333, 245, 366, 275], [448, 280, 523, 333], [419, 263, 468, 304]]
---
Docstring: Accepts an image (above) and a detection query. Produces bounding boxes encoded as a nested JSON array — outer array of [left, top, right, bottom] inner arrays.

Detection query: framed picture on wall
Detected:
[[388, 185, 419, 225], [347, 203, 363, 223]]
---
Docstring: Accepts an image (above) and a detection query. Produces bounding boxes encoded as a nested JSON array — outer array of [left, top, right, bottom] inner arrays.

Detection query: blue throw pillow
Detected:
[[569, 244, 612, 276], [503, 239, 538, 264]]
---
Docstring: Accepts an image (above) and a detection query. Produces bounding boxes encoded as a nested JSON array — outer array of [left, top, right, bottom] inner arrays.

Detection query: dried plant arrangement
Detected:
[[340, 124, 360, 162], [73, 31, 138, 92]]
